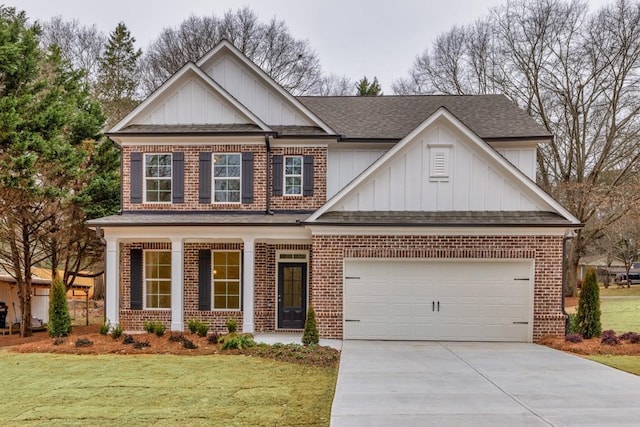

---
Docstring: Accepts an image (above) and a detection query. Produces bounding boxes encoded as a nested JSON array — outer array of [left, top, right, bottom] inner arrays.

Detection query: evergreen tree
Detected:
[[576, 268, 602, 339], [302, 306, 319, 345], [95, 22, 141, 127], [356, 76, 382, 96], [48, 279, 72, 337]]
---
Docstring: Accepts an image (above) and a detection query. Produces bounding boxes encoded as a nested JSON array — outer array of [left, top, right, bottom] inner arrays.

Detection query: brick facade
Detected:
[[310, 234, 565, 342], [121, 143, 326, 212]]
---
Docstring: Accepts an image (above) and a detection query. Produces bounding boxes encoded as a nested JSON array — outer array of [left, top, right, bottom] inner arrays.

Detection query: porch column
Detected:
[[105, 237, 119, 326], [242, 237, 255, 333], [170, 237, 184, 331]]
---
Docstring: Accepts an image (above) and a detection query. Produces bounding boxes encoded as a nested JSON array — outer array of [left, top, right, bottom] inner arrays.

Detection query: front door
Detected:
[[278, 263, 307, 329]]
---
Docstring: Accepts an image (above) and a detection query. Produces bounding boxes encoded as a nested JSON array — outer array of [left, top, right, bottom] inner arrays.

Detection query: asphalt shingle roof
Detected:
[[298, 94, 551, 141], [87, 212, 309, 227]]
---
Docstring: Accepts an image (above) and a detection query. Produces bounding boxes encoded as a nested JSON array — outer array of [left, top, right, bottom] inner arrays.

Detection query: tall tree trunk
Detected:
[[566, 238, 582, 297], [20, 220, 32, 337]]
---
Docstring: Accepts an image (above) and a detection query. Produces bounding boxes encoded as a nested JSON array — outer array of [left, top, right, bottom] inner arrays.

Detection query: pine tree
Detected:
[[95, 22, 141, 127], [302, 306, 319, 345], [48, 279, 72, 337], [356, 76, 382, 96], [576, 268, 602, 339]]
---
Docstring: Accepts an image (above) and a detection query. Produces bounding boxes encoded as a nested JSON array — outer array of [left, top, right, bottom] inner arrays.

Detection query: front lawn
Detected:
[[586, 355, 640, 376], [0, 350, 337, 426], [601, 297, 640, 333]]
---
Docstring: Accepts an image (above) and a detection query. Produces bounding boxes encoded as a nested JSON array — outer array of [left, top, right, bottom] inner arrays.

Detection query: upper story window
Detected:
[[284, 156, 303, 196], [144, 250, 171, 309], [145, 154, 172, 202], [213, 153, 241, 203]]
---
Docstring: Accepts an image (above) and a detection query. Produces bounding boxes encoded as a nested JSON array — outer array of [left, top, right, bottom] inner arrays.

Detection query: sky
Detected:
[[8, 0, 613, 92]]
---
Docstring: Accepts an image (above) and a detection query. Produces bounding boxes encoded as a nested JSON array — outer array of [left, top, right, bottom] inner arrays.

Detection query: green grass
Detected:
[[601, 297, 640, 333], [0, 350, 337, 426], [600, 285, 640, 297], [586, 355, 640, 376]]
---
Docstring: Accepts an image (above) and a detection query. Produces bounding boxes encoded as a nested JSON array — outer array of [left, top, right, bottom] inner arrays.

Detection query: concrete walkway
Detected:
[[331, 341, 640, 426]]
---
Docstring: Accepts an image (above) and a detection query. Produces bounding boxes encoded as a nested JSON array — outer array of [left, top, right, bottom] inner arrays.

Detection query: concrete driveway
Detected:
[[331, 341, 640, 426]]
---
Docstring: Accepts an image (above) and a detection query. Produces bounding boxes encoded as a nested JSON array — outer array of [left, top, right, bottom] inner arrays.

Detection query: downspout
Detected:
[[265, 134, 273, 215], [562, 232, 576, 334]]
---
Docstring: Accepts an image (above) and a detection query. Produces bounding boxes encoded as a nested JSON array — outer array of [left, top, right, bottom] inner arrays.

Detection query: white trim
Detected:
[[103, 226, 312, 241], [119, 139, 265, 147], [212, 249, 242, 311], [306, 108, 581, 225], [196, 41, 336, 135], [305, 225, 573, 236], [143, 153, 172, 204], [109, 63, 271, 133]]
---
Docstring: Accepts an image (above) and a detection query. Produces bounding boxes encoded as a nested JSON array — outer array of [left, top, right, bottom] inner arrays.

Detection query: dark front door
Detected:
[[278, 263, 307, 329]]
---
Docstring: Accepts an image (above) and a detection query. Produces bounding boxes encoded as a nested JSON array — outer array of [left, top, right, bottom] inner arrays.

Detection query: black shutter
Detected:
[[130, 249, 143, 310], [130, 152, 143, 204], [172, 152, 184, 203], [241, 152, 254, 204], [303, 155, 314, 196], [198, 249, 211, 311], [199, 152, 212, 203], [272, 155, 283, 196]]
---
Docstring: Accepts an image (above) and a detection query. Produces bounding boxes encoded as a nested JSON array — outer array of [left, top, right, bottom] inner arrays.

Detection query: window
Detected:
[[145, 154, 172, 202], [213, 251, 241, 310], [213, 154, 241, 203], [284, 156, 303, 195], [144, 251, 171, 309]]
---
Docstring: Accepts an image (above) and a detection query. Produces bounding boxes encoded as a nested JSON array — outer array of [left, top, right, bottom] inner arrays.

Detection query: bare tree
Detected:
[[315, 74, 354, 96], [394, 0, 640, 295], [139, 7, 322, 96], [40, 16, 106, 87]]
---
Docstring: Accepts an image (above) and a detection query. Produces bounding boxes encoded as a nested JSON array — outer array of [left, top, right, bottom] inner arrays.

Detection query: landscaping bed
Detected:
[[540, 334, 640, 356]]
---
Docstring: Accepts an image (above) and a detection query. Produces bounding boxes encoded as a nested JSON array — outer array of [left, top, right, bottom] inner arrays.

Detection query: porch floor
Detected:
[[254, 332, 342, 350]]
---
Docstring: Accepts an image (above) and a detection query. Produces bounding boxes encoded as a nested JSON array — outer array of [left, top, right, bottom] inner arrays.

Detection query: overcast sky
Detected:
[[9, 0, 612, 92]]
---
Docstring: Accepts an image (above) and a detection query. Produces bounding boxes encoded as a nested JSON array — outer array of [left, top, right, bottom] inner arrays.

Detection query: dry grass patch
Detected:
[[586, 355, 640, 376], [0, 350, 337, 426]]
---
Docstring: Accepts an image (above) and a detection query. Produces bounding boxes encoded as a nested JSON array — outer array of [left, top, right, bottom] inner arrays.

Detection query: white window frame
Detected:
[[284, 155, 303, 196], [428, 144, 452, 182], [144, 153, 172, 203], [212, 250, 242, 311], [143, 250, 172, 310], [213, 153, 242, 204]]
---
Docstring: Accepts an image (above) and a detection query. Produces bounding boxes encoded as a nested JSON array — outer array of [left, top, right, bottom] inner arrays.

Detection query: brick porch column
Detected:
[[242, 236, 255, 333], [105, 237, 119, 326], [170, 237, 184, 331]]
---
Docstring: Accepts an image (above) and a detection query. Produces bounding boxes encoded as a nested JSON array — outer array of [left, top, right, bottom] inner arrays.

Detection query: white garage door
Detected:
[[343, 259, 533, 342]]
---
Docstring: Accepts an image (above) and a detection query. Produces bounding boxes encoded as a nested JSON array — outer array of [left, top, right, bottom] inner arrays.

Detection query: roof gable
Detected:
[[197, 40, 335, 133], [307, 108, 579, 224], [110, 63, 270, 133]]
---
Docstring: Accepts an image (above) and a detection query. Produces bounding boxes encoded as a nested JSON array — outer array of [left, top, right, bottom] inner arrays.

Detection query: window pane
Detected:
[[214, 282, 226, 294], [227, 252, 240, 265], [214, 295, 226, 309], [158, 295, 171, 308], [157, 191, 171, 202], [228, 281, 240, 294], [227, 295, 240, 309], [227, 266, 240, 280]]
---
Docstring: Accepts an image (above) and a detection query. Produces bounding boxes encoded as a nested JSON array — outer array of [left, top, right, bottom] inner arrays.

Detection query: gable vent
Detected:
[[429, 145, 451, 181], [433, 152, 446, 176]]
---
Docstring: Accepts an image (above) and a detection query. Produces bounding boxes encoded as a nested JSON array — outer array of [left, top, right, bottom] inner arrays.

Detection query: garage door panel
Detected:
[[344, 260, 533, 342]]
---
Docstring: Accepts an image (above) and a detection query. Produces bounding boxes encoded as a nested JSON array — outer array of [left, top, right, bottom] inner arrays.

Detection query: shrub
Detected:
[[576, 268, 602, 339], [601, 330, 620, 346], [47, 279, 72, 338], [619, 332, 639, 342], [143, 321, 165, 336], [207, 332, 219, 344], [153, 323, 166, 337], [75, 338, 93, 347], [565, 333, 583, 343], [182, 338, 198, 349], [133, 339, 150, 349], [110, 324, 123, 339], [567, 313, 579, 334], [226, 317, 238, 334], [99, 322, 110, 336], [302, 306, 319, 345], [122, 334, 135, 345], [221, 333, 256, 350], [188, 319, 209, 337], [631, 334, 640, 344]]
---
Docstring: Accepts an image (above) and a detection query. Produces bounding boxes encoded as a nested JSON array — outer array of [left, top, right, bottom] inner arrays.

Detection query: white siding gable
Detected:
[[336, 118, 545, 212], [139, 75, 252, 125], [202, 52, 315, 127], [496, 148, 537, 181], [327, 148, 388, 198]]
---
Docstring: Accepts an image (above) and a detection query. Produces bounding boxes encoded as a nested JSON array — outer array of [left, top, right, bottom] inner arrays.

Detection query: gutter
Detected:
[[265, 134, 273, 215], [562, 232, 576, 334]]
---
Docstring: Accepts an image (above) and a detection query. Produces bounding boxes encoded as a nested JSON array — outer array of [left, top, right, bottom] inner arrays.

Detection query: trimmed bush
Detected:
[[182, 337, 198, 349], [302, 306, 319, 345], [619, 332, 640, 342], [576, 268, 602, 339], [110, 324, 123, 339], [207, 332, 219, 344], [221, 333, 256, 350], [565, 333, 583, 343], [122, 334, 135, 345], [601, 330, 620, 346], [187, 319, 209, 337], [226, 317, 238, 334], [48, 279, 72, 337], [99, 322, 110, 336]]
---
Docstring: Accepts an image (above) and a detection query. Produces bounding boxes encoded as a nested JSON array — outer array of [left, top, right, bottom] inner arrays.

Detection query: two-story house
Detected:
[[89, 40, 581, 342]]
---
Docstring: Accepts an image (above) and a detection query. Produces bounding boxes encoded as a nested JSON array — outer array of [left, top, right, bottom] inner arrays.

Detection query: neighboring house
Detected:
[[88, 40, 581, 343], [578, 255, 625, 283]]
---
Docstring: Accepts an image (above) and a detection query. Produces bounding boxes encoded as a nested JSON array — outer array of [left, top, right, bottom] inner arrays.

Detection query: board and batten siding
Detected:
[[496, 148, 536, 181], [327, 149, 388, 198], [140, 75, 251, 125], [337, 121, 545, 212], [203, 54, 315, 127]]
